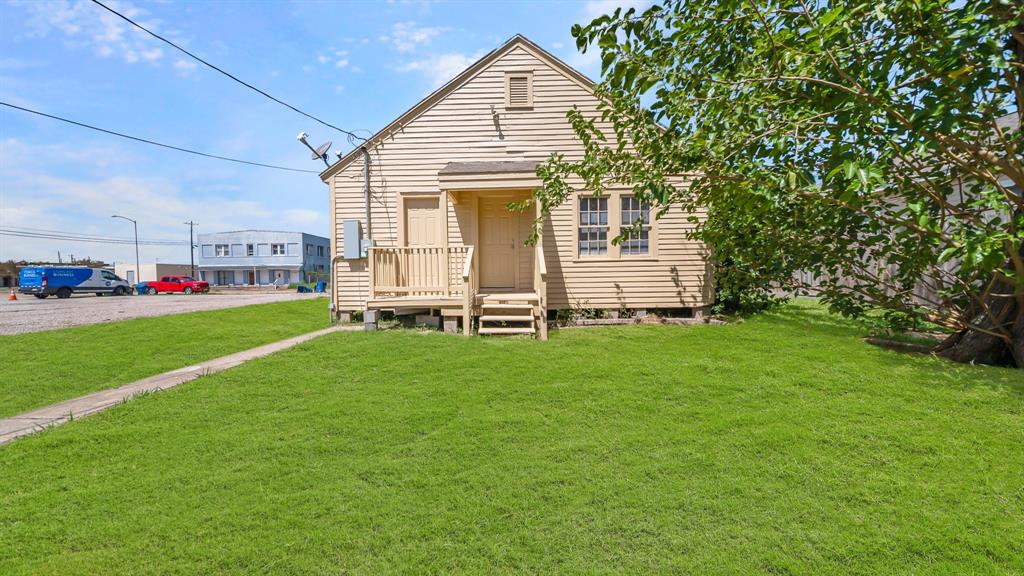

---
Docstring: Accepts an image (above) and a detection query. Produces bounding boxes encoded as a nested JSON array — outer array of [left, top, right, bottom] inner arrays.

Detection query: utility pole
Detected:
[[184, 221, 197, 278]]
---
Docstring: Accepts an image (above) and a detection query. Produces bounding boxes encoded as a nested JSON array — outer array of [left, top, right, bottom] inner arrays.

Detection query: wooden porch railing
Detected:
[[368, 246, 472, 298], [534, 244, 548, 340], [463, 246, 476, 336]]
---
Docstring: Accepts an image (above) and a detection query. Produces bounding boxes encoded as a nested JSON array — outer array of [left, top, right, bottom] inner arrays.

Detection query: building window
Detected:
[[317, 245, 325, 257], [620, 197, 651, 256], [271, 243, 285, 255], [306, 243, 313, 255], [246, 244, 254, 257], [215, 244, 229, 257], [316, 264, 324, 272], [578, 197, 608, 257], [505, 71, 533, 109]]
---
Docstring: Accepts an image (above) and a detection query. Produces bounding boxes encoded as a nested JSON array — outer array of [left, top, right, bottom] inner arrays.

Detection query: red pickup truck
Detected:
[[144, 276, 210, 295]]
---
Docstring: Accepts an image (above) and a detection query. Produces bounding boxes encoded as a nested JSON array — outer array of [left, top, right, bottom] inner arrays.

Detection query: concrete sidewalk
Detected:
[[0, 324, 358, 445]]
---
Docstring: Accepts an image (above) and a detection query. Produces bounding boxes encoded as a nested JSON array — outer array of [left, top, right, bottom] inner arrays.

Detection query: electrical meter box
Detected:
[[343, 220, 367, 259]]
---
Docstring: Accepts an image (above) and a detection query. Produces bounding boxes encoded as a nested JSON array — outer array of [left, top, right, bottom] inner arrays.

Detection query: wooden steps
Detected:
[[475, 293, 541, 338], [479, 315, 534, 322], [478, 326, 536, 335], [480, 303, 533, 311]]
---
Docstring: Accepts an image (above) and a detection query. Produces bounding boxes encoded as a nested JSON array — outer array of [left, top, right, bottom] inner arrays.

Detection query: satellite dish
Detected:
[[312, 141, 332, 161], [296, 131, 333, 168]]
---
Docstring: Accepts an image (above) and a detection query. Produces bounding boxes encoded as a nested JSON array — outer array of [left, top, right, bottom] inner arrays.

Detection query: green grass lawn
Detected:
[[0, 298, 328, 418], [1, 302, 1022, 574]]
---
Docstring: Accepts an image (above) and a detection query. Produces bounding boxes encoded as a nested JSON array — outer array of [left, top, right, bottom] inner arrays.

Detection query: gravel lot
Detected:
[[0, 292, 327, 335]]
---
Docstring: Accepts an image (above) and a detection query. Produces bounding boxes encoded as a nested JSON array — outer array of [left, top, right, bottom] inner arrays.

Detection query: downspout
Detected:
[[361, 146, 371, 242], [360, 146, 372, 321], [329, 146, 372, 324]]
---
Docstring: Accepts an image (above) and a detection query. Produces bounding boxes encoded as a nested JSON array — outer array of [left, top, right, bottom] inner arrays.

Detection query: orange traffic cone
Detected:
[[8, 289, 17, 301]]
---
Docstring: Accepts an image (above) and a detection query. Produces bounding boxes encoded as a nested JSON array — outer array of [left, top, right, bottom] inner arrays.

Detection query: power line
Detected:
[[4, 226, 188, 244], [6, 225, 184, 241], [1, 230, 188, 246], [0, 229, 189, 246], [0, 101, 319, 174], [90, 0, 366, 144]]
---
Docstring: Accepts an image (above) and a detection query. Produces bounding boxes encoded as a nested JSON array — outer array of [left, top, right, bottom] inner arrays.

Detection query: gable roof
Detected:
[[319, 34, 597, 181]]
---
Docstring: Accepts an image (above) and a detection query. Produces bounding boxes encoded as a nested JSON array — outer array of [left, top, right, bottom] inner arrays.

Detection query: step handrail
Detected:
[[534, 244, 548, 341], [462, 246, 476, 336]]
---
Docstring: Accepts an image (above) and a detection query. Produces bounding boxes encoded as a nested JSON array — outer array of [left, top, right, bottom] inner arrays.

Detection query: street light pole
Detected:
[[111, 214, 139, 293]]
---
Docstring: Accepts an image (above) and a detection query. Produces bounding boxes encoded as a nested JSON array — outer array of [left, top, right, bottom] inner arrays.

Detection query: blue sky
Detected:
[[0, 0, 641, 264]]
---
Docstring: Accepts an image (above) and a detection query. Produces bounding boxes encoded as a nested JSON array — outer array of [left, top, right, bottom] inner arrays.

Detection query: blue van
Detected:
[[18, 267, 132, 299]]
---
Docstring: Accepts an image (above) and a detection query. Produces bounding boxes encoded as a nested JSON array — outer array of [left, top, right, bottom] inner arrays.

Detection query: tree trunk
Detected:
[[935, 285, 1019, 367]]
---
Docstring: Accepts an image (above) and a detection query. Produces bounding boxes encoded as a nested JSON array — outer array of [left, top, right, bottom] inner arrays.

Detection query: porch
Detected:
[[361, 162, 549, 338], [366, 245, 548, 339]]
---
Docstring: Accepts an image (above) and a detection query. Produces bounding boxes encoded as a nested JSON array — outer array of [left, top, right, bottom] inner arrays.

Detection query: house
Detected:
[[320, 35, 712, 338], [114, 262, 193, 285], [196, 230, 330, 286]]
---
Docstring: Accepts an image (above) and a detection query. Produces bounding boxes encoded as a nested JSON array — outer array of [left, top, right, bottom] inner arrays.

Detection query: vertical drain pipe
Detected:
[[360, 146, 376, 330], [329, 146, 372, 325], [361, 146, 371, 242]]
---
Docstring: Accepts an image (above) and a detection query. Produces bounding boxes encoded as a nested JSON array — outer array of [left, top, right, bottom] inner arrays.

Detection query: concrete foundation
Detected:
[[364, 309, 379, 331]]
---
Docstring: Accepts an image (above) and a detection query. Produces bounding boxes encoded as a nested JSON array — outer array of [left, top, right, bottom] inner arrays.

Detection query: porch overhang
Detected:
[[438, 161, 541, 195]]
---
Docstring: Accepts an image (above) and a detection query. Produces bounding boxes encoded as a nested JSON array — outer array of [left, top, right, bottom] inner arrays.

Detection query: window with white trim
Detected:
[[578, 197, 608, 257], [215, 244, 229, 257], [271, 243, 285, 255], [620, 197, 651, 256], [246, 244, 254, 256]]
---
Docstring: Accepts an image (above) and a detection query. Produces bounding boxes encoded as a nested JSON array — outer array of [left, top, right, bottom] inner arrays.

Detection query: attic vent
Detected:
[[505, 71, 533, 109]]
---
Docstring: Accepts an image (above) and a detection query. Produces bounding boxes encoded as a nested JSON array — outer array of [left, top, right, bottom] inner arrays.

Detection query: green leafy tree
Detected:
[[537, 0, 1024, 366]]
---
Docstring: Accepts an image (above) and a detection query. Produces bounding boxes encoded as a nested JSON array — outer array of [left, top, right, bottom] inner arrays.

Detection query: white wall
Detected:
[[114, 263, 193, 283]]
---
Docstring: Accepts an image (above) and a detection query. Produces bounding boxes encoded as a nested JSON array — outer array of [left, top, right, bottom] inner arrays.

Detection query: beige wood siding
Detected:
[[329, 40, 711, 311]]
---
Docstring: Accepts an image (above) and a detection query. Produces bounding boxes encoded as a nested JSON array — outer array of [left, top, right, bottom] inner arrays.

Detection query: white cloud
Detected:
[[22, 0, 181, 66], [316, 48, 349, 69], [283, 209, 322, 226], [563, 1, 651, 77], [396, 50, 486, 87], [334, 84, 345, 94], [582, 0, 650, 20], [173, 58, 197, 77], [0, 57, 43, 70], [0, 138, 307, 262], [552, 41, 565, 50], [380, 21, 447, 53]]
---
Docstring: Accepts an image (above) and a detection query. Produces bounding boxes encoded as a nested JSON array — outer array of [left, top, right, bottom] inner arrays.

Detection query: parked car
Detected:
[[144, 276, 210, 295], [18, 266, 132, 299]]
